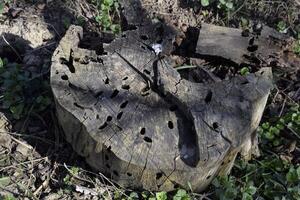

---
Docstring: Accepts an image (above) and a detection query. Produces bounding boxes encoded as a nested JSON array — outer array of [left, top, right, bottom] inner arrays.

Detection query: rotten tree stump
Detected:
[[50, 22, 273, 192]]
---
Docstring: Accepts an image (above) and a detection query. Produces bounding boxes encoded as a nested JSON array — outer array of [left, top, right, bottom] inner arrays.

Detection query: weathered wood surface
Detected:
[[196, 23, 290, 65], [50, 21, 273, 191]]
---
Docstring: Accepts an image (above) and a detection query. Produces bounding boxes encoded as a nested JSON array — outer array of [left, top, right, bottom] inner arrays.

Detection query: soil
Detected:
[[0, 0, 299, 199]]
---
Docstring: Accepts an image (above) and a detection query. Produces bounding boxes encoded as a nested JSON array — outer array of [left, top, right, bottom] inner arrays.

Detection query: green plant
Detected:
[[129, 192, 139, 200], [239, 67, 250, 76], [155, 191, 167, 200], [200, 0, 234, 11], [173, 189, 191, 200], [293, 39, 300, 55], [212, 104, 300, 200], [213, 175, 239, 200], [217, 0, 234, 11], [258, 104, 300, 146], [0, 57, 51, 119], [0, 59, 27, 119], [63, 166, 80, 185], [277, 21, 287, 33], [93, 0, 121, 34]]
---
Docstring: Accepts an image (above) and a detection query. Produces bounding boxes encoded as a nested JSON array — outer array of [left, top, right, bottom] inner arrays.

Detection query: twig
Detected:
[[0, 131, 54, 145], [278, 97, 286, 118], [175, 65, 197, 71], [2, 35, 22, 61], [23, 42, 56, 55], [10, 136, 33, 150], [33, 164, 56, 197], [59, 163, 128, 198], [286, 126, 300, 141], [0, 157, 48, 171]]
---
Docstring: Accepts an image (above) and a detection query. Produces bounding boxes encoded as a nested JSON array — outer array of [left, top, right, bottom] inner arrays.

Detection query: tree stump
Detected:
[[50, 21, 273, 191], [49, 1, 281, 192]]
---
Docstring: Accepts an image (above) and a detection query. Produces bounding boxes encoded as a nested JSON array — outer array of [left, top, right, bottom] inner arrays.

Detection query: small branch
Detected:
[[10, 136, 33, 150], [0, 157, 48, 171]]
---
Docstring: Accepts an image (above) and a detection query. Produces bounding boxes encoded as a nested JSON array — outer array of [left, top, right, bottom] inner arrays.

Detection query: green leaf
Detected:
[[240, 67, 250, 76], [286, 167, 299, 183], [262, 122, 270, 129], [276, 123, 284, 130], [265, 131, 275, 140], [156, 191, 167, 200], [270, 126, 280, 135], [201, 0, 210, 7], [225, 2, 233, 9], [240, 17, 249, 28], [173, 189, 191, 200], [277, 21, 287, 33], [129, 192, 139, 199], [245, 185, 257, 195], [242, 192, 252, 200]]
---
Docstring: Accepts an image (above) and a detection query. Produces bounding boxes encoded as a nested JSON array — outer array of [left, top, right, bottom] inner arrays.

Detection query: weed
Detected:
[[0, 57, 51, 119], [200, 0, 234, 11], [173, 189, 191, 200], [155, 191, 167, 200], [277, 21, 287, 33], [293, 39, 300, 55], [217, 0, 234, 11], [63, 166, 80, 185], [258, 104, 299, 147], [239, 67, 250, 76], [92, 0, 121, 34], [212, 104, 300, 200]]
